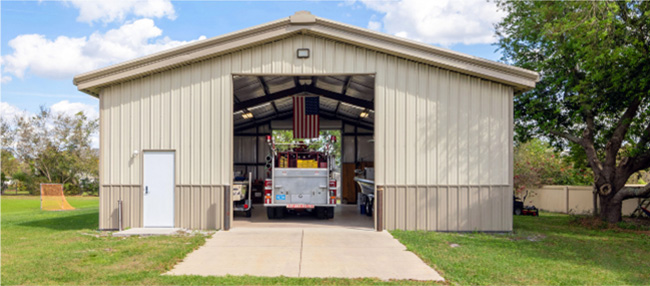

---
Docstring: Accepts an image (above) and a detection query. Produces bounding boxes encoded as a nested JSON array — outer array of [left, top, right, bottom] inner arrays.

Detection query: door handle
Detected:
[[145, 186, 149, 194]]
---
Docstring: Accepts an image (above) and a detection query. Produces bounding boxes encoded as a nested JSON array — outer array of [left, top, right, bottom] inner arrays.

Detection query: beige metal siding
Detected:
[[99, 33, 514, 231], [98, 186, 141, 229], [99, 58, 231, 230]]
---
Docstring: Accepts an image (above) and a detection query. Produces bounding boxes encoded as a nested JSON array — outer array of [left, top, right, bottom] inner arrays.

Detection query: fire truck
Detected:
[[263, 136, 337, 219]]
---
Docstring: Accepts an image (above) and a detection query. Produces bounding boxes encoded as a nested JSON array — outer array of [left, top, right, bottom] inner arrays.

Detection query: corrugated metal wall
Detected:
[[99, 32, 513, 231], [233, 125, 271, 182]]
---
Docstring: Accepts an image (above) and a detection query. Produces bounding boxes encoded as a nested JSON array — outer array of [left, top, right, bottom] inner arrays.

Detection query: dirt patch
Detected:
[[570, 216, 650, 234], [509, 234, 546, 242], [623, 217, 650, 227]]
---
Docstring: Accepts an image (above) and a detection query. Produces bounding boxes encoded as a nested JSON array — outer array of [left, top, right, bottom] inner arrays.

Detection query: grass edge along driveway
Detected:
[[3, 196, 649, 285], [393, 213, 650, 285], [1, 196, 437, 285]]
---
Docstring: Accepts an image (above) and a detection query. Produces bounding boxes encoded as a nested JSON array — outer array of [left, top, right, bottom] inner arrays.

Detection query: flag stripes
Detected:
[[293, 96, 319, 138]]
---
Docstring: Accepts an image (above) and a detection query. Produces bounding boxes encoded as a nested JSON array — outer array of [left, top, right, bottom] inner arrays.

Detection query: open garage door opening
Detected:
[[231, 75, 375, 229]]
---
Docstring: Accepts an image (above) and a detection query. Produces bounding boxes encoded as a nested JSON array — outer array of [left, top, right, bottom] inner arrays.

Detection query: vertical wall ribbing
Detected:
[[98, 33, 514, 231]]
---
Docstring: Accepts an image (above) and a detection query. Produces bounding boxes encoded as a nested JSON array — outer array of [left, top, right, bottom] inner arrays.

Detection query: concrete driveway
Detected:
[[166, 227, 444, 281]]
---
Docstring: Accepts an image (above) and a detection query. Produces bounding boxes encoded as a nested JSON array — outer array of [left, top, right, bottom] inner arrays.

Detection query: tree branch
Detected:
[[636, 120, 650, 152], [580, 110, 604, 174], [624, 151, 650, 177], [618, 121, 650, 181], [613, 182, 650, 202], [549, 130, 581, 144], [606, 97, 642, 167]]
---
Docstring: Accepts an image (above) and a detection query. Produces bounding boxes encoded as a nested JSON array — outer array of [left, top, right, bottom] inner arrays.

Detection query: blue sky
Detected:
[[1, 0, 505, 123]]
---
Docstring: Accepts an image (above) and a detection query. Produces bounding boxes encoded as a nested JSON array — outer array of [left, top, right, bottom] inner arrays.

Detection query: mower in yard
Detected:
[[513, 190, 539, 216]]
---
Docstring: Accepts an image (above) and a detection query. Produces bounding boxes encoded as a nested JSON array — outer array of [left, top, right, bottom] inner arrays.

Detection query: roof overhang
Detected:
[[74, 11, 539, 97]]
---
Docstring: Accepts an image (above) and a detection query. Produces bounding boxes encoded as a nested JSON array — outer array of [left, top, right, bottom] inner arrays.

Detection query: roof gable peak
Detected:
[[74, 11, 538, 96]]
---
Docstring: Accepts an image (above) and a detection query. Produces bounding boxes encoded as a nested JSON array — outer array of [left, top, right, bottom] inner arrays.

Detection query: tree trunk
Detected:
[[592, 185, 598, 217], [599, 196, 623, 223], [597, 178, 624, 223]]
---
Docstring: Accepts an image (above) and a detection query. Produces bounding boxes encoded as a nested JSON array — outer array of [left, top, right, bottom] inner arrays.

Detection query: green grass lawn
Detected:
[[393, 213, 650, 285], [0, 196, 428, 285], [2, 196, 649, 285]]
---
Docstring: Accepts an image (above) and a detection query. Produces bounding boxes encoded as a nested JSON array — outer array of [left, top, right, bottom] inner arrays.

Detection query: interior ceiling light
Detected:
[[298, 78, 311, 85], [359, 110, 369, 118], [242, 111, 253, 119]]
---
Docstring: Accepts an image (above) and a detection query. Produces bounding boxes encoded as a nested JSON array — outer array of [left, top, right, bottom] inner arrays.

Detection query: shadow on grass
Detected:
[[478, 215, 648, 284], [18, 211, 98, 230], [394, 214, 650, 285]]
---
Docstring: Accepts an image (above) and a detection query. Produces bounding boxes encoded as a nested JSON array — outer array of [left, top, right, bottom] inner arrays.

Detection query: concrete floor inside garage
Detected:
[[233, 204, 374, 229]]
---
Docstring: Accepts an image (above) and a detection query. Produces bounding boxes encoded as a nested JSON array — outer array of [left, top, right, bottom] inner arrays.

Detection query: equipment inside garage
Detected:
[[232, 75, 375, 227]]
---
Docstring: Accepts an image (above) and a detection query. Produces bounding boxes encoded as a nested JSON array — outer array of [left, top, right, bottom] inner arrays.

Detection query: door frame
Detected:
[[141, 149, 176, 228], [228, 73, 379, 230]]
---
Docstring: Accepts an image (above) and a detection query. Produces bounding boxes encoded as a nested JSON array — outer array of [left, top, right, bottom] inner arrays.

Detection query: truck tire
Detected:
[[267, 207, 275, 219], [365, 199, 373, 217], [275, 207, 285, 219], [246, 209, 252, 218], [326, 207, 334, 219], [316, 207, 327, 219]]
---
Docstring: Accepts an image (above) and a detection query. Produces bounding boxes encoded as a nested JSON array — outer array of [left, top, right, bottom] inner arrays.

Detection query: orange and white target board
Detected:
[[40, 184, 75, 211]]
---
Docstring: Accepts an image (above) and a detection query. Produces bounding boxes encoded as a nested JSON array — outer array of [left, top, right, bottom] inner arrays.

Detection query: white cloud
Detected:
[[67, 0, 176, 24], [1, 76, 12, 84], [358, 0, 506, 46], [2, 18, 206, 81], [0, 102, 28, 122], [50, 100, 98, 120], [367, 20, 382, 31]]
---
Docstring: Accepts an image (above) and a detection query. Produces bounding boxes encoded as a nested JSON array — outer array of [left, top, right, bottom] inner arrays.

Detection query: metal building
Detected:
[[74, 11, 538, 232]]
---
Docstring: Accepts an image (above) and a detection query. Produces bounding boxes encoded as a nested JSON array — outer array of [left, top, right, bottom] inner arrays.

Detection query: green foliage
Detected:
[[80, 178, 99, 196], [514, 139, 593, 194], [497, 1, 650, 151], [496, 1, 650, 220], [2, 107, 99, 195], [10, 172, 47, 196], [0, 172, 6, 193], [272, 129, 342, 168]]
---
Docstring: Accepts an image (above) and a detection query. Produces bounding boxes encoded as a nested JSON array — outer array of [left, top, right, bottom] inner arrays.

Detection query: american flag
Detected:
[[293, 96, 319, 138]]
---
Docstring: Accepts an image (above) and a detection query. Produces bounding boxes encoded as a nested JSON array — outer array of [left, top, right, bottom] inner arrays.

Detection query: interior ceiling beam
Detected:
[[235, 111, 373, 132], [320, 110, 373, 130], [293, 76, 301, 88], [233, 92, 241, 104], [257, 76, 279, 115], [341, 76, 352, 95], [234, 85, 374, 112], [334, 76, 352, 114], [234, 111, 293, 132], [234, 86, 305, 111], [310, 86, 373, 110]]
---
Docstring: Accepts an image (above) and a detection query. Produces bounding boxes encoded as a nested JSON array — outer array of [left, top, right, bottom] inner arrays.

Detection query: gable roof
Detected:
[[73, 11, 538, 96]]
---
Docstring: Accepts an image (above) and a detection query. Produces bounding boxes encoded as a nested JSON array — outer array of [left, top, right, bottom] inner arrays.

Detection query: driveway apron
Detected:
[[166, 227, 444, 281]]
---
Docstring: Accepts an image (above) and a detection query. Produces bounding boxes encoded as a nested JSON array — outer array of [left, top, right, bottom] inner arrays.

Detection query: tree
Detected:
[[10, 107, 99, 194], [496, 1, 650, 223], [272, 130, 342, 168], [514, 139, 593, 196]]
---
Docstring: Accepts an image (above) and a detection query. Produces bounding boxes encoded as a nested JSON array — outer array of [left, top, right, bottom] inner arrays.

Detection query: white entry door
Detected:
[[143, 151, 175, 228]]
